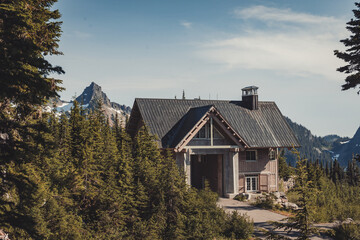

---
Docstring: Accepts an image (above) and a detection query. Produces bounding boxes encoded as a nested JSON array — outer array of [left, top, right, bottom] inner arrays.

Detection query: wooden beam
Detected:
[[184, 145, 239, 149], [176, 115, 209, 152], [212, 116, 245, 150], [210, 117, 213, 146]]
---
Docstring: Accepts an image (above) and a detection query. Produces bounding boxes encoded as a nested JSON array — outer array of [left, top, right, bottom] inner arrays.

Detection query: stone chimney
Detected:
[[242, 86, 258, 110]]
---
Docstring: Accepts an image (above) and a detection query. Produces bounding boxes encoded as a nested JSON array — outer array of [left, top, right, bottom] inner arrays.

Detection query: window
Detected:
[[194, 119, 225, 139], [213, 127, 224, 139], [246, 150, 257, 161], [269, 149, 276, 160], [195, 123, 210, 139], [246, 176, 258, 192]]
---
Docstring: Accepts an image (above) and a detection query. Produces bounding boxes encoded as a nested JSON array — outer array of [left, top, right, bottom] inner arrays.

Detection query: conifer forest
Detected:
[[1, 0, 360, 240]]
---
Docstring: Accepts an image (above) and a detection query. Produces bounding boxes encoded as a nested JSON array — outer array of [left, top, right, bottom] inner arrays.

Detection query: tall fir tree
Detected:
[[334, 2, 360, 93], [0, 0, 64, 114], [270, 150, 319, 240]]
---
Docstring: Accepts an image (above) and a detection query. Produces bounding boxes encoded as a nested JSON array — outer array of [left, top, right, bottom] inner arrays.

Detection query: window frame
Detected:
[[245, 175, 259, 192], [194, 122, 210, 139], [245, 150, 257, 162]]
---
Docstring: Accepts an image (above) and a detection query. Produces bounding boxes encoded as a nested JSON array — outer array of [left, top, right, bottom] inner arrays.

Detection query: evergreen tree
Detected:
[[325, 161, 330, 178], [278, 150, 292, 181], [157, 150, 187, 239], [270, 150, 318, 240], [131, 126, 165, 238], [334, 2, 360, 93], [182, 185, 225, 240], [331, 159, 344, 184], [347, 158, 360, 186], [0, 0, 64, 112]]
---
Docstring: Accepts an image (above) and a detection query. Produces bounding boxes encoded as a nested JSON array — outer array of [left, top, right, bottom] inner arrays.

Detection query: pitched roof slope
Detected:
[[162, 105, 214, 148], [133, 98, 300, 148]]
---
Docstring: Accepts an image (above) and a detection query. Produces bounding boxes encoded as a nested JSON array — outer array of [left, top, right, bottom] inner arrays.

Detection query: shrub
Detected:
[[253, 195, 275, 210], [223, 211, 253, 240], [234, 194, 246, 202], [331, 222, 360, 240]]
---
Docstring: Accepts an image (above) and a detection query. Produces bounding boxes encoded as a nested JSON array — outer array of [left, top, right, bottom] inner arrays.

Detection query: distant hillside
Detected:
[[284, 117, 333, 166], [332, 127, 360, 166], [284, 117, 358, 167]]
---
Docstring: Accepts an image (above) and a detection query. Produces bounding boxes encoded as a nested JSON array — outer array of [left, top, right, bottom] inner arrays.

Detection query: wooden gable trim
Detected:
[[211, 116, 246, 150], [174, 106, 248, 152], [175, 114, 210, 152], [209, 108, 249, 149]]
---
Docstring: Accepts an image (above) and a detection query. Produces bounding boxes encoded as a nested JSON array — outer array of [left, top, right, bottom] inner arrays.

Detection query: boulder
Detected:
[[343, 218, 354, 224], [273, 191, 281, 199], [282, 202, 298, 210]]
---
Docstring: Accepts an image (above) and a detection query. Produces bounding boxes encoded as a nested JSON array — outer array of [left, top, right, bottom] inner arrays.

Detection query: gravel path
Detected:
[[217, 198, 333, 239]]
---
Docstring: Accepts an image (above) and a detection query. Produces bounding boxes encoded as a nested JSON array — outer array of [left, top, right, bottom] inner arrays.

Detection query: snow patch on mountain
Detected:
[[48, 82, 131, 126]]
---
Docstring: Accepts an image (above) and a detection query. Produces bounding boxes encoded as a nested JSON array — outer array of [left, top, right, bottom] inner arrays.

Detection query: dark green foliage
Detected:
[[331, 159, 344, 184], [253, 194, 276, 210], [278, 150, 293, 181], [331, 222, 360, 240], [355, 154, 360, 162], [285, 150, 360, 223], [334, 2, 360, 93], [289, 151, 319, 239], [284, 117, 333, 167], [182, 185, 225, 240], [0, 0, 64, 113], [1, 106, 255, 239], [223, 211, 254, 240], [347, 158, 360, 186], [270, 150, 319, 240], [272, 151, 360, 239], [234, 194, 247, 202], [0, 0, 255, 238]]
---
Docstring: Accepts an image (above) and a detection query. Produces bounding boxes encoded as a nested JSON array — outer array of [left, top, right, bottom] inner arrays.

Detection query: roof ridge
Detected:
[[131, 97, 300, 148], [135, 98, 275, 103]]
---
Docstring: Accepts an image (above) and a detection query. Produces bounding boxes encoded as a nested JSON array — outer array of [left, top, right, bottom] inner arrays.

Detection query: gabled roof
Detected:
[[162, 105, 213, 148], [128, 98, 300, 149], [162, 105, 248, 151]]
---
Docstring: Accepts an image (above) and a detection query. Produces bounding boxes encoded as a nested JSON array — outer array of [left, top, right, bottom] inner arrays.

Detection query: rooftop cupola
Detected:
[[242, 86, 258, 110]]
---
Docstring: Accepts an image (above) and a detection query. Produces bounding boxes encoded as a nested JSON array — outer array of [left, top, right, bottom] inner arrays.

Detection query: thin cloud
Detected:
[[196, 6, 347, 80], [180, 21, 192, 29], [234, 5, 341, 25]]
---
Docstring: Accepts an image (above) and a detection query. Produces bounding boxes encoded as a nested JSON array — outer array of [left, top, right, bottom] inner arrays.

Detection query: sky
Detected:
[[50, 0, 359, 137]]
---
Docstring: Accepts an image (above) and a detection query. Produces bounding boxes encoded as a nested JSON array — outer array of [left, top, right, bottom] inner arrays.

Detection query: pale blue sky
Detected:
[[50, 0, 359, 137]]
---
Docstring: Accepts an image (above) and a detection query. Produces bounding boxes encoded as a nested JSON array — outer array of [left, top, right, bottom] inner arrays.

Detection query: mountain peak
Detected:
[[75, 82, 110, 106], [55, 82, 132, 127], [89, 81, 100, 89]]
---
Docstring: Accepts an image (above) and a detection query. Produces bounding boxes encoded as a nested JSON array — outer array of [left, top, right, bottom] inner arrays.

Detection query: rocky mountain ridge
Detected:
[[54, 82, 131, 125], [331, 127, 360, 165], [285, 117, 359, 167]]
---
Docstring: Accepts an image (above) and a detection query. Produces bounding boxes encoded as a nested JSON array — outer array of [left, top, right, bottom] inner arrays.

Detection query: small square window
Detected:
[[246, 150, 256, 161]]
